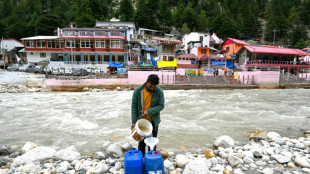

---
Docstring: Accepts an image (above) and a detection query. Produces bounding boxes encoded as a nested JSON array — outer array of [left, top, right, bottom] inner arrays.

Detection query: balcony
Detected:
[[246, 60, 309, 68]]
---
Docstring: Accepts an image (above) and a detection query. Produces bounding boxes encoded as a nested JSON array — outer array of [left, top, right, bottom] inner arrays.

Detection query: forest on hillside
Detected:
[[0, 0, 309, 49]]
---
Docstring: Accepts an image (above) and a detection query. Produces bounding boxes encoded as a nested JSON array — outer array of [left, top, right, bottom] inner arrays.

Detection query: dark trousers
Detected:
[[138, 121, 158, 156]]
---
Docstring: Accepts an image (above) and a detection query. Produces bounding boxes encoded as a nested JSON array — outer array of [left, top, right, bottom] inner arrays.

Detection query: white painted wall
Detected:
[[26, 52, 51, 64], [183, 32, 210, 51]]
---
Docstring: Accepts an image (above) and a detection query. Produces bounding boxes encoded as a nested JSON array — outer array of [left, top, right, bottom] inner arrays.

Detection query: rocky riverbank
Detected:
[[0, 83, 48, 93], [0, 131, 309, 174], [0, 82, 130, 93]]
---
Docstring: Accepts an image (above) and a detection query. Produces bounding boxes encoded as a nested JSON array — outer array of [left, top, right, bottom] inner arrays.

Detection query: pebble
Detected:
[[0, 131, 309, 174]]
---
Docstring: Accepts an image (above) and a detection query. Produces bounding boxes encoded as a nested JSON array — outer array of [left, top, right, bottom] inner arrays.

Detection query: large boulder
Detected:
[[214, 135, 235, 148], [106, 143, 124, 158], [21, 142, 37, 154], [227, 155, 244, 167], [267, 132, 281, 140], [175, 154, 189, 168], [183, 157, 211, 174], [55, 145, 81, 161], [294, 156, 310, 168], [271, 155, 291, 163], [11, 147, 56, 167]]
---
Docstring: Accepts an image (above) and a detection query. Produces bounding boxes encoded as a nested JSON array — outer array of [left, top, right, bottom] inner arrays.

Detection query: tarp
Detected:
[[151, 57, 157, 66], [210, 60, 225, 66], [109, 62, 123, 68], [140, 63, 153, 66], [157, 58, 178, 68], [142, 47, 157, 52], [226, 59, 235, 69], [18, 48, 25, 53]]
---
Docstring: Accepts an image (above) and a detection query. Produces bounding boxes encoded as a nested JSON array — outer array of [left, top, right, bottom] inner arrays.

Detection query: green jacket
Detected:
[[131, 83, 165, 127]]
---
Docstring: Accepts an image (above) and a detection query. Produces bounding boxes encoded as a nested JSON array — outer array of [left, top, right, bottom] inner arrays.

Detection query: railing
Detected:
[[173, 75, 249, 85], [280, 73, 310, 84], [248, 60, 309, 65], [128, 66, 175, 71]]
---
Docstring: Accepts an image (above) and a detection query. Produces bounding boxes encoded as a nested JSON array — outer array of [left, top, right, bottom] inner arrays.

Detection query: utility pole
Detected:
[[273, 29, 276, 46], [1, 37, 5, 69]]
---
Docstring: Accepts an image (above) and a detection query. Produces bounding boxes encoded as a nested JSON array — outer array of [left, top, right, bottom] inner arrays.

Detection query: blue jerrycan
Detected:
[[124, 148, 143, 174], [144, 150, 164, 174]]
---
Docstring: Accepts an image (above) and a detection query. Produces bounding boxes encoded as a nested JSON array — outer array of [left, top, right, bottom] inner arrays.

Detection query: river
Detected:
[[0, 89, 309, 154]]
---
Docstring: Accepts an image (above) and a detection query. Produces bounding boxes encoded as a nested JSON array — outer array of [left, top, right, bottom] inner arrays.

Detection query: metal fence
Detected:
[[280, 73, 310, 84], [168, 75, 253, 85]]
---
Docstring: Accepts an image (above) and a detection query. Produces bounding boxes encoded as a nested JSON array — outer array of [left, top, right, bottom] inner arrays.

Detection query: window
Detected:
[[26, 41, 35, 48], [47, 40, 64, 48], [226, 47, 230, 52], [95, 40, 107, 48], [201, 49, 206, 54], [200, 36, 203, 41], [36, 40, 46, 48], [110, 40, 123, 48], [66, 39, 77, 48], [80, 39, 93, 48], [40, 53, 46, 58]]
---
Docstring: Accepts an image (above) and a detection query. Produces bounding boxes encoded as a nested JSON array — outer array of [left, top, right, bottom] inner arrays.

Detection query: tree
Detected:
[[295, 38, 307, 49], [197, 10, 208, 32], [240, 5, 262, 38], [172, 3, 185, 29], [119, 0, 135, 21], [300, 0, 310, 25], [157, 0, 172, 32], [75, 8, 96, 27], [289, 25, 308, 47], [180, 23, 190, 35], [287, 6, 301, 28], [210, 13, 239, 39], [181, 3, 196, 31], [4, 1, 28, 39], [35, 14, 63, 35]]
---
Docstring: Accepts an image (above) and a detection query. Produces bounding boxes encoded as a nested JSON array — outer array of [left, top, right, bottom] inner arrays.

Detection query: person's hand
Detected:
[[131, 124, 136, 130], [142, 110, 148, 116]]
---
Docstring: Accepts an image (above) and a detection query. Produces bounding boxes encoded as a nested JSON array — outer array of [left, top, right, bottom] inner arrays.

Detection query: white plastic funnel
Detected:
[[144, 137, 159, 151]]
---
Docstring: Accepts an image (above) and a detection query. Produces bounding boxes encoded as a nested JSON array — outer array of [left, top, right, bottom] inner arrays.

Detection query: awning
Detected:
[[109, 62, 123, 68], [211, 60, 225, 66], [140, 42, 147, 46], [142, 47, 157, 52], [157, 58, 178, 68], [18, 48, 25, 53]]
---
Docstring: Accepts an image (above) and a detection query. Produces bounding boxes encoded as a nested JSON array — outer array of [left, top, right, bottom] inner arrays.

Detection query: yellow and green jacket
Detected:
[[131, 83, 165, 127]]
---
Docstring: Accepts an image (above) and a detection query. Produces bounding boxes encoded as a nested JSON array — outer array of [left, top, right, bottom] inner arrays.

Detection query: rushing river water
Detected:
[[0, 89, 309, 154]]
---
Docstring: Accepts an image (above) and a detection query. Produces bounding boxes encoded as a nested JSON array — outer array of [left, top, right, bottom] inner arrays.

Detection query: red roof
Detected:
[[222, 38, 250, 46], [176, 54, 198, 59], [302, 47, 309, 52], [243, 46, 308, 56]]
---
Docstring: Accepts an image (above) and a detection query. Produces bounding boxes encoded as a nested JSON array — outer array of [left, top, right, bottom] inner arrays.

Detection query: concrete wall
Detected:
[[128, 71, 175, 84], [237, 71, 280, 87], [299, 73, 310, 80], [27, 52, 51, 63]]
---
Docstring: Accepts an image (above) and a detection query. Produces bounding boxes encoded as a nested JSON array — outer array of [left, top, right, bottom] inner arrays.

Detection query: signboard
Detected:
[[207, 68, 214, 74], [185, 69, 196, 76], [191, 60, 198, 65], [117, 67, 127, 74], [198, 68, 204, 76]]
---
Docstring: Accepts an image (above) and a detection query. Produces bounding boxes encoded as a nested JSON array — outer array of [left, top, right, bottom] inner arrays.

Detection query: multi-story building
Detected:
[[182, 31, 211, 53], [21, 27, 127, 68]]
